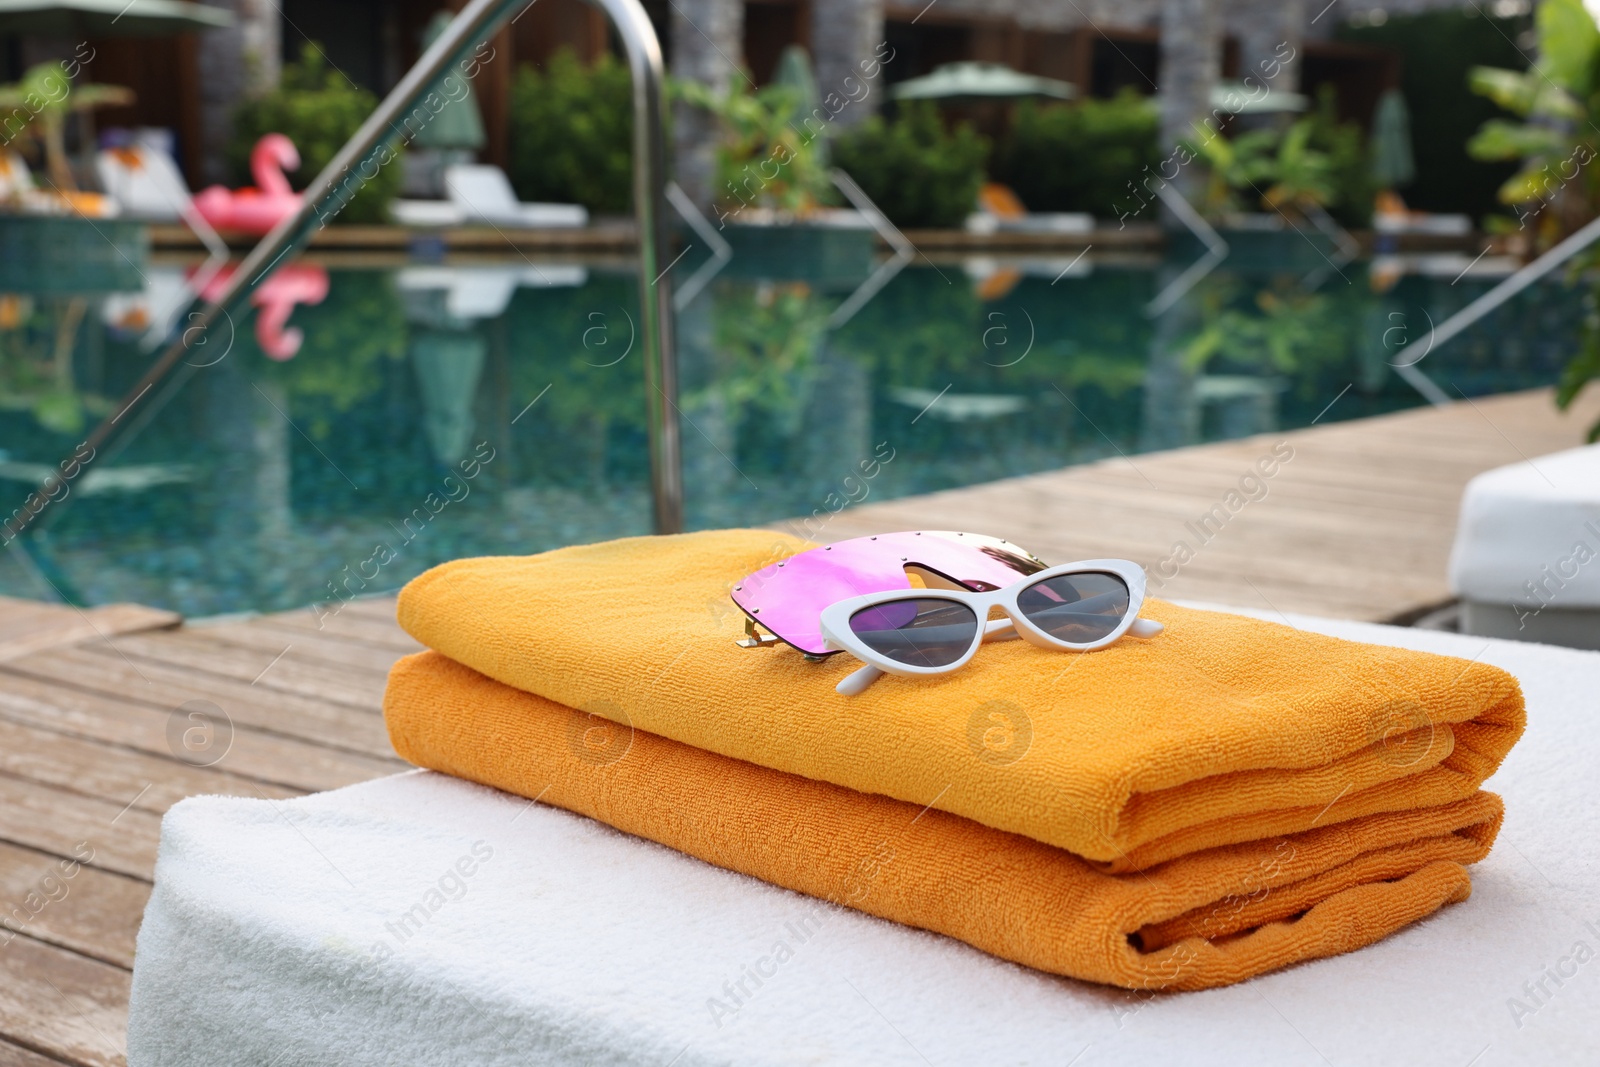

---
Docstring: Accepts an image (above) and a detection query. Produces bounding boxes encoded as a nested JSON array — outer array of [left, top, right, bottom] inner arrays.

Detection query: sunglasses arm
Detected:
[[836, 663, 883, 696], [1130, 618, 1164, 638]]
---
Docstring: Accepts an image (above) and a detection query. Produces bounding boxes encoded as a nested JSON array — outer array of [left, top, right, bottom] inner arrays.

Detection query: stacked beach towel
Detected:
[[382, 529, 1524, 991]]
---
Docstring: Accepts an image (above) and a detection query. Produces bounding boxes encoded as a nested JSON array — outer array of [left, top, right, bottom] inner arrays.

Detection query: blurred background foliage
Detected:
[[508, 49, 636, 215], [1466, 0, 1600, 242], [229, 44, 401, 225], [831, 102, 988, 228], [991, 92, 1161, 215], [677, 78, 834, 215]]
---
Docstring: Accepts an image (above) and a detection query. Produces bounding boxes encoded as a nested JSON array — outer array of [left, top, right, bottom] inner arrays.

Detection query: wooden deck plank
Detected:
[[0, 717, 298, 815], [106, 631, 390, 711], [183, 620, 406, 676], [0, 773, 160, 882], [0, 935, 129, 1067], [243, 609, 425, 653], [0, 591, 419, 1064], [2, 649, 394, 757], [0, 599, 179, 665], [0, 675, 403, 793], [0, 1035, 82, 1067], [0, 841, 148, 969], [0, 672, 404, 795], [333, 596, 406, 623]]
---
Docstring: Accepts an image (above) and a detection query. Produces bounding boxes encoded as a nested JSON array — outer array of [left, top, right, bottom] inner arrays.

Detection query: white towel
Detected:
[[127, 615, 1600, 1066]]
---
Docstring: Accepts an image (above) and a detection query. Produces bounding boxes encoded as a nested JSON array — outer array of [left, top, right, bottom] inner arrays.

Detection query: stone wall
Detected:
[[195, 0, 281, 184]]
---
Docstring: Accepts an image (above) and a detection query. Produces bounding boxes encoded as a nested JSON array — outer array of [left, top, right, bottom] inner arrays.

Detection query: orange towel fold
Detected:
[[384, 651, 1504, 991], [395, 530, 1525, 867]]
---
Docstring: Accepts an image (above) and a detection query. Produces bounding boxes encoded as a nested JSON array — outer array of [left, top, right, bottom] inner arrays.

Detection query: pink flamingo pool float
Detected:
[[192, 134, 303, 236], [191, 262, 330, 360]]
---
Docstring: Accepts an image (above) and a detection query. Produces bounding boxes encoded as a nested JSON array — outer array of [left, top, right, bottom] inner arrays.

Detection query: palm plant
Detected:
[[0, 62, 131, 193], [1188, 119, 1334, 219], [1466, 0, 1600, 242], [1256, 121, 1337, 214], [676, 77, 832, 215], [1186, 124, 1276, 217]]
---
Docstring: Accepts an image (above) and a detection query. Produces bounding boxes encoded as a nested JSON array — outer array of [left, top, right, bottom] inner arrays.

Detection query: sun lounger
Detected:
[[1374, 213, 1473, 236], [966, 182, 1092, 236], [392, 164, 588, 229], [126, 610, 1596, 1065], [95, 144, 193, 221], [1450, 444, 1600, 650]]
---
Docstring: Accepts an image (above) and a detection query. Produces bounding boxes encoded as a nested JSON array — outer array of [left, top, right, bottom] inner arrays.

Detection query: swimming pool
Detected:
[[0, 247, 1581, 617]]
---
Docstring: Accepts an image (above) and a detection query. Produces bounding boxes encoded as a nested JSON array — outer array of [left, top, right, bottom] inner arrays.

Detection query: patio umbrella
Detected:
[[1369, 88, 1415, 189], [773, 43, 820, 119], [771, 44, 826, 163], [411, 10, 485, 152], [891, 62, 1074, 102], [0, 0, 232, 36]]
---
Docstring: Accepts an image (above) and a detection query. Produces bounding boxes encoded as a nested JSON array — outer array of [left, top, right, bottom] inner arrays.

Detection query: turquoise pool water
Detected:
[[0, 247, 1582, 617]]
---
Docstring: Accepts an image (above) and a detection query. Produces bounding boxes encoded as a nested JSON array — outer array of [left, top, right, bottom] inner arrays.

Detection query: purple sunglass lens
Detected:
[[849, 600, 921, 632], [730, 531, 1045, 655], [849, 598, 979, 669]]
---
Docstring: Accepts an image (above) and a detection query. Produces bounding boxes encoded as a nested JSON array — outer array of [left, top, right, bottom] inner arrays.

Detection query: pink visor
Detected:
[[730, 531, 1047, 655]]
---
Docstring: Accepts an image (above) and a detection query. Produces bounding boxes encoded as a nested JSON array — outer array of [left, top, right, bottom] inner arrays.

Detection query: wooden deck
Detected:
[[1, 385, 1596, 1064]]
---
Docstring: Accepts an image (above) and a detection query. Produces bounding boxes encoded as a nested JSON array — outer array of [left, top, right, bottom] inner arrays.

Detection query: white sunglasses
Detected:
[[818, 559, 1163, 695]]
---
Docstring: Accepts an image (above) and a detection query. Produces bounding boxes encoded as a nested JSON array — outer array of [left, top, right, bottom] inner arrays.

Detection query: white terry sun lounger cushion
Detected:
[[443, 164, 588, 228], [1449, 444, 1600, 646], [126, 617, 1600, 1067]]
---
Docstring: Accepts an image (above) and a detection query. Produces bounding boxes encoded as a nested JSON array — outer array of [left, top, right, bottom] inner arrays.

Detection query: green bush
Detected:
[[832, 102, 988, 229], [992, 92, 1160, 215], [228, 44, 400, 226], [508, 49, 633, 216]]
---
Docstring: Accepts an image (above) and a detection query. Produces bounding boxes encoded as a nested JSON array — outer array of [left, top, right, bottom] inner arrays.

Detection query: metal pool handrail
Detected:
[[1393, 215, 1600, 406], [10, 0, 682, 540]]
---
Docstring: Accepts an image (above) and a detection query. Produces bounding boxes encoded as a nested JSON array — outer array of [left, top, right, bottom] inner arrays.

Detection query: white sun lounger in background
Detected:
[[966, 181, 1093, 236], [391, 164, 588, 229], [95, 144, 193, 221], [1373, 213, 1473, 236], [1450, 443, 1600, 649], [0, 150, 32, 203]]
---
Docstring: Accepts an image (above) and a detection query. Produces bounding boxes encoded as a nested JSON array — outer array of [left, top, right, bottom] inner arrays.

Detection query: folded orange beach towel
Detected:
[[384, 651, 1505, 991], [395, 530, 1525, 869]]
